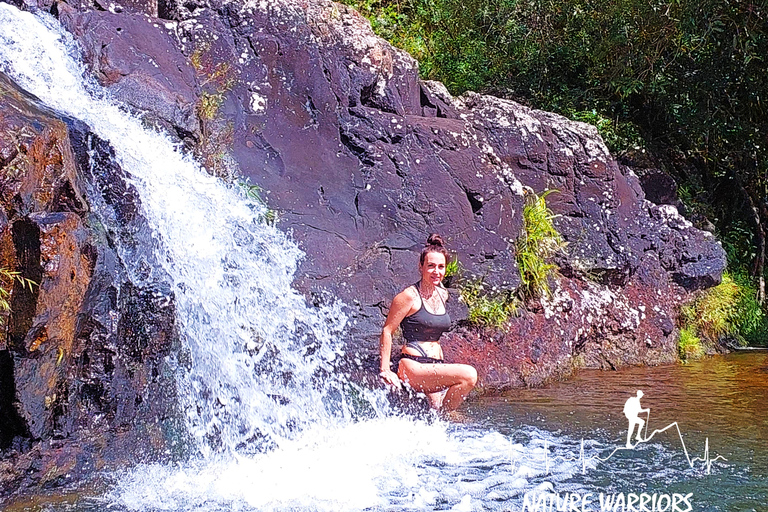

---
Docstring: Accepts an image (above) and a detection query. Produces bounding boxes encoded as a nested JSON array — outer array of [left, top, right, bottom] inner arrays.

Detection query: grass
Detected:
[[678, 326, 704, 360], [0, 268, 36, 325], [444, 258, 460, 279], [694, 273, 740, 341], [516, 189, 565, 299], [460, 279, 518, 329], [677, 271, 768, 358], [440, 256, 517, 329]]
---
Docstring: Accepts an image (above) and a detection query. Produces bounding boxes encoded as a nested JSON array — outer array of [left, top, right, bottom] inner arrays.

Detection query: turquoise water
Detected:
[[468, 352, 768, 511]]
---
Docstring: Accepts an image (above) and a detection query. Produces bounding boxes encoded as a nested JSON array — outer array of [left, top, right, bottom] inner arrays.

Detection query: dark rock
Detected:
[[59, 10, 199, 135], [40, 0, 725, 381], [0, 72, 179, 497], [636, 167, 683, 209]]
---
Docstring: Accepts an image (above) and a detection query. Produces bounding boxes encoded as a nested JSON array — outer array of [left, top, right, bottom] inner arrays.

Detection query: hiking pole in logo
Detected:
[[528, 389, 727, 475]]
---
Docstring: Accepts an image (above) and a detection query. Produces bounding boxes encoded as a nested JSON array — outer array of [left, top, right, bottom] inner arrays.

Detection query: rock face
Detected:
[[52, 0, 724, 338], [8, 0, 726, 373], [0, 0, 727, 493], [0, 73, 180, 497]]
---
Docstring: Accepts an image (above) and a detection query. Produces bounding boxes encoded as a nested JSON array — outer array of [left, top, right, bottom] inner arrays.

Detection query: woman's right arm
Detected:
[[379, 290, 414, 388]]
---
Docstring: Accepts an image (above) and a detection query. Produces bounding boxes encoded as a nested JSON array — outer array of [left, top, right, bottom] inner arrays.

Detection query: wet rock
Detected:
[[59, 10, 199, 136], [0, 73, 179, 497]]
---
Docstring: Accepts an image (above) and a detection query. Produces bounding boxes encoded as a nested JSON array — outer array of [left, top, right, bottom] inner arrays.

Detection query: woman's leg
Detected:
[[398, 359, 477, 411]]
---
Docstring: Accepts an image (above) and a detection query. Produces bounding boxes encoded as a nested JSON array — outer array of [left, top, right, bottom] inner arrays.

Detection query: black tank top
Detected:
[[401, 283, 451, 343]]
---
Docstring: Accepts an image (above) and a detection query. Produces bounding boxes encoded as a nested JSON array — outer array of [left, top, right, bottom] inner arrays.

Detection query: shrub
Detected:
[[460, 280, 517, 329], [678, 271, 768, 357], [730, 271, 768, 346], [516, 189, 565, 299], [678, 325, 704, 360], [695, 273, 740, 341]]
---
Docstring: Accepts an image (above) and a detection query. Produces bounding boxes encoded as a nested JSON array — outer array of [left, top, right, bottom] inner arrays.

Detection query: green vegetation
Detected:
[[190, 44, 237, 179], [440, 255, 518, 328], [450, 189, 562, 328], [198, 91, 225, 122], [444, 258, 460, 279], [0, 268, 36, 325], [342, 0, 768, 342], [729, 271, 768, 346], [677, 326, 704, 360], [678, 271, 767, 358], [238, 180, 278, 225], [517, 190, 565, 299], [460, 279, 518, 329]]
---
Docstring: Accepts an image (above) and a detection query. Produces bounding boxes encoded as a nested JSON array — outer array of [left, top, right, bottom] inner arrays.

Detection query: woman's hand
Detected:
[[379, 369, 402, 390]]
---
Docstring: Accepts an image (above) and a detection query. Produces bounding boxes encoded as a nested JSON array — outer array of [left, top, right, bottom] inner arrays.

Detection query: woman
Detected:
[[379, 234, 478, 411]]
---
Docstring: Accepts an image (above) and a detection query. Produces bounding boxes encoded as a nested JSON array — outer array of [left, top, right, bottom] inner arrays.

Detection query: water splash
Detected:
[[104, 419, 583, 511]]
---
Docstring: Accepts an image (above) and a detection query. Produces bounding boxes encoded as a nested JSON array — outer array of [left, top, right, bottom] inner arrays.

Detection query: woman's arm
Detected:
[[379, 289, 415, 388]]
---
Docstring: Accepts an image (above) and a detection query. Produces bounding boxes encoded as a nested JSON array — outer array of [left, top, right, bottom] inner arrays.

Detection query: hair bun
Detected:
[[426, 233, 445, 247]]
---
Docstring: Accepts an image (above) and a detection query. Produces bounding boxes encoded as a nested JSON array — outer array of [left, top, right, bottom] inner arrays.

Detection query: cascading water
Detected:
[[0, 4, 353, 458], [0, 5, 587, 510]]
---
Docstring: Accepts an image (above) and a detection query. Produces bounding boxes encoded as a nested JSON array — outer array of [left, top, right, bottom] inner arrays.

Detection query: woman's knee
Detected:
[[460, 365, 477, 387]]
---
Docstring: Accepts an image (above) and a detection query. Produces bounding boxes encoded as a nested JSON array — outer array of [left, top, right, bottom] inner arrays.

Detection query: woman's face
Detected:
[[420, 252, 446, 287]]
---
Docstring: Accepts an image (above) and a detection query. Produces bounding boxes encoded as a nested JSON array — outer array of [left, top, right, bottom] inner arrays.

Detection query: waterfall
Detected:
[[0, 6, 582, 510], [0, 4, 354, 457]]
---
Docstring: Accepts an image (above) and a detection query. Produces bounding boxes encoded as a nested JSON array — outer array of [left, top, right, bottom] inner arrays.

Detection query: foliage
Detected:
[[342, 0, 768, 291], [0, 268, 36, 325], [516, 189, 565, 299], [444, 256, 517, 328], [679, 271, 767, 354], [460, 279, 518, 329], [444, 257, 460, 279], [191, 44, 237, 180], [695, 273, 741, 341], [569, 110, 645, 156], [678, 326, 704, 360], [238, 180, 278, 225], [730, 271, 768, 346]]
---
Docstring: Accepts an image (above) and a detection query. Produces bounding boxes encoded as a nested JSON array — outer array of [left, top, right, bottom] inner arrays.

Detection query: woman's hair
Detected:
[[419, 233, 451, 266]]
